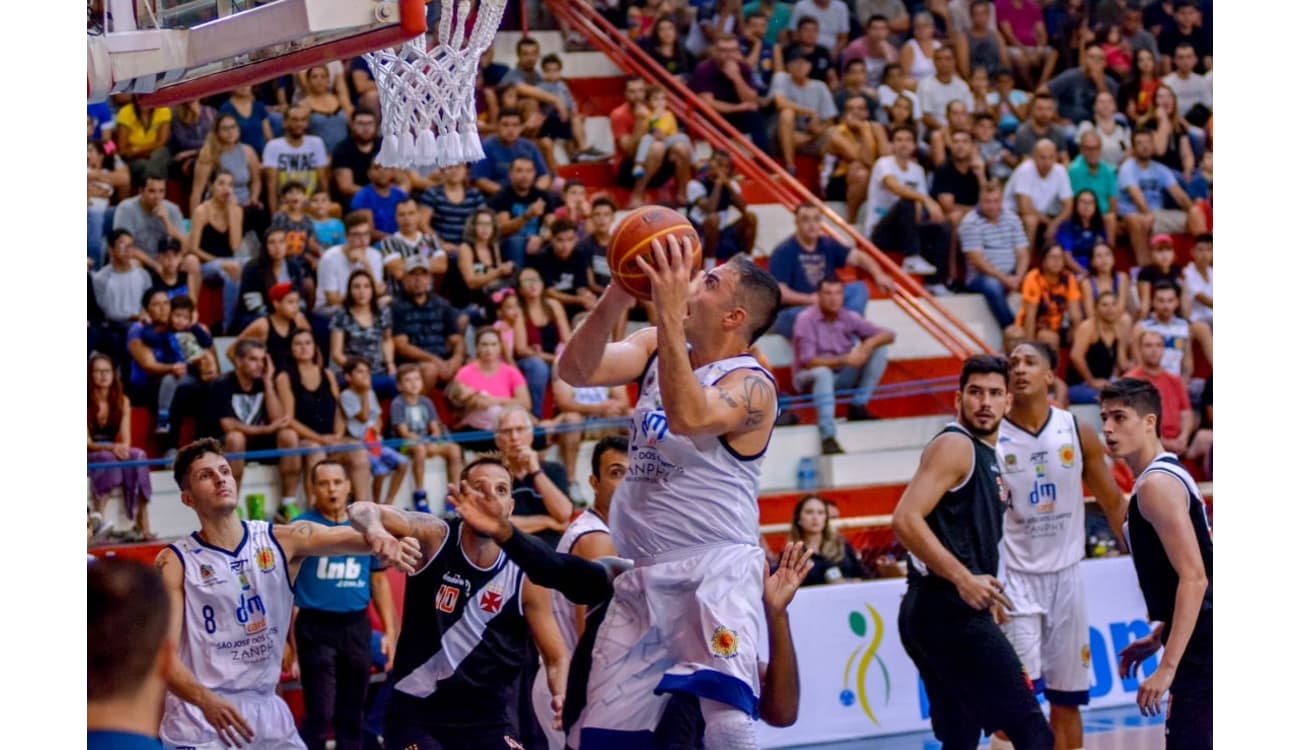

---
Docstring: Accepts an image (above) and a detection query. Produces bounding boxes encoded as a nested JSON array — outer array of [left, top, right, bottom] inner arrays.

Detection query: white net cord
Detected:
[[364, 0, 508, 171]]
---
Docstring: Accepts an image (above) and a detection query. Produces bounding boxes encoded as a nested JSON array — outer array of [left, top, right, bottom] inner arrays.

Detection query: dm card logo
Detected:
[[839, 604, 892, 725]]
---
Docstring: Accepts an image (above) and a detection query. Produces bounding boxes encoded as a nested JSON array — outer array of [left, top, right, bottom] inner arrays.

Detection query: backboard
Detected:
[[88, 0, 428, 106]]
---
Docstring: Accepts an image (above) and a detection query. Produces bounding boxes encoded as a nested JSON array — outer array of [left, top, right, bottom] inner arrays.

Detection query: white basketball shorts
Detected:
[[572, 543, 766, 749], [160, 691, 306, 750], [1000, 564, 1092, 705]]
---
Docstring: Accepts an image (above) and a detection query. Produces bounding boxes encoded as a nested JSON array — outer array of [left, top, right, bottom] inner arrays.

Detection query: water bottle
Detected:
[[796, 457, 817, 490], [246, 494, 266, 522]]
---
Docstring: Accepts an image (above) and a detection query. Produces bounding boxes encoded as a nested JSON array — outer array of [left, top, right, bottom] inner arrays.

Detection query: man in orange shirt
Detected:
[[608, 77, 693, 208], [1124, 330, 1194, 456], [1010, 244, 1082, 351]]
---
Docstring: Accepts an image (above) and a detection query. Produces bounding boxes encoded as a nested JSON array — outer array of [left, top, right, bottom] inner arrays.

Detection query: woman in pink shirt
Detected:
[[448, 326, 530, 452]]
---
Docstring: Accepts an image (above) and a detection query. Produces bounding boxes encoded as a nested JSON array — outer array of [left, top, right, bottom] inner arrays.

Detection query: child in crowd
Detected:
[[537, 53, 603, 164], [310, 189, 346, 250], [156, 295, 214, 434], [973, 112, 1015, 181], [633, 86, 692, 179], [270, 181, 320, 269], [553, 179, 592, 236], [390, 364, 463, 512], [491, 287, 521, 364], [341, 357, 410, 504]]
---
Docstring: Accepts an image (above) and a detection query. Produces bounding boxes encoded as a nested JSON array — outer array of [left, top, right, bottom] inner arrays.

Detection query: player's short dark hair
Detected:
[[550, 218, 578, 236], [960, 354, 1010, 390], [727, 255, 782, 343], [169, 294, 196, 314], [591, 435, 630, 478], [310, 459, 348, 484], [592, 196, 618, 212], [1013, 340, 1058, 371], [461, 454, 511, 483], [173, 437, 224, 490], [88, 558, 171, 702], [1099, 377, 1163, 426], [541, 52, 563, 68], [1152, 280, 1179, 298]]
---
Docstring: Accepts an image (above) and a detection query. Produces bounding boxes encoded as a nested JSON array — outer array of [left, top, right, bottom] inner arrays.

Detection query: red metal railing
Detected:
[[544, 0, 993, 359]]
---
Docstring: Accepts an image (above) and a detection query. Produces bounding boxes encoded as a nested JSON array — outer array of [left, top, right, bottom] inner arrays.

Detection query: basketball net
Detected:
[[364, 0, 507, 171]]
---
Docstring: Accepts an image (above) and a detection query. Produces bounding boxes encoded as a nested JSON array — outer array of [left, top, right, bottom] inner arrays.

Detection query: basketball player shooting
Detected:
[[555, 233, 783, 750], [153, 439, 419, 750]]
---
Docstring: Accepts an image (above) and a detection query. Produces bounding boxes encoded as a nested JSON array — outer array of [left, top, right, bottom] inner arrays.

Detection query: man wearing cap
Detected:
[[771, 48, 839, 175], [391, 255, 467, 396]]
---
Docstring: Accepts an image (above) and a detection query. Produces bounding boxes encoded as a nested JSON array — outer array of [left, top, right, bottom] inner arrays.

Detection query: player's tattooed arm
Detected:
[[708, 373, 777, 430], [347, 501, 449, 571]]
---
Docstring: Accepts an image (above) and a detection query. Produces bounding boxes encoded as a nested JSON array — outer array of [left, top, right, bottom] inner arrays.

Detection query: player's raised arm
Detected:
[[638, 235, 778, 438], [892, 433, 1012, 612], [154, 548, 254, 748], [556, 283, 656, 387], [1078, 419, 1129, 546], [344, 502, 450, 572]]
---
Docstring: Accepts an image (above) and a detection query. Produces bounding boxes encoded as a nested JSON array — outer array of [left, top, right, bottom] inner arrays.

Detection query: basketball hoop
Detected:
[[365, 0, 508, 171]]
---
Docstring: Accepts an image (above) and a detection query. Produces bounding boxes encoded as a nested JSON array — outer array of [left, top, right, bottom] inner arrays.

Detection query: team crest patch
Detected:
[[480, 583, 505, 614], [199, 563, 215, 581], [1059, 444, 1076, 468], [709, 626, 739, 658], [255, 547, 276, 572], [1081, 644, 1091, 668], [1005, 454, 1018, 470]]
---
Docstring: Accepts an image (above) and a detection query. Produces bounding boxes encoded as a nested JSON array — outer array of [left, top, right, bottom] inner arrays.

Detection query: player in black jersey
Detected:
[[347, 456, 570, 750], [1100, 378, 1212, 750], [892, 354, 1054, 750]]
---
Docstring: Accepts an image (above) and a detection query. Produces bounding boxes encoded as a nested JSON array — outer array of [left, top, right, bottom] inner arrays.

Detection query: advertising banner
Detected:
[[757, 557, 1161, 748]]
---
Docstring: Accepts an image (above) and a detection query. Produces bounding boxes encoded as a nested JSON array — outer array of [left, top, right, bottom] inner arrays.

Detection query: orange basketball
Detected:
[[607, 205, 702, 302]]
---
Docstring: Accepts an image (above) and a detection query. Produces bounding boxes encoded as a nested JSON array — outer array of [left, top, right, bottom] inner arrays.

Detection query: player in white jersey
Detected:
[[532, 436, 629, 750], [555, 239, 782, 750], [154, 439, 416, 750], [993, 343, 1127, 750]]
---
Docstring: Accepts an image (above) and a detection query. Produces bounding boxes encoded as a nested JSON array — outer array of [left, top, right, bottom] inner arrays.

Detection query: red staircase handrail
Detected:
[[544, 0, 994, 358]]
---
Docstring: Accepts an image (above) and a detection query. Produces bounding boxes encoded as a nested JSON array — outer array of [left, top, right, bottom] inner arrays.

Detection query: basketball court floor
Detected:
[[791, 707, 1165, 750]]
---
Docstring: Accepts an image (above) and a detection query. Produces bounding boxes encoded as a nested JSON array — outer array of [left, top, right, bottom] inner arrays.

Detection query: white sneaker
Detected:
[[901, 256, 938, 275], [926, 283, 953, 297]]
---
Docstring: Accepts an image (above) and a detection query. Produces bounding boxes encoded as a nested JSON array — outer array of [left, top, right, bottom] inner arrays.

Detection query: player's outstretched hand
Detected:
[[764, 541, 815, 613], [956, 573, 1013, 613], [1118, 627, 1163, 679], [199, 690, 254, 747], [635, 233, 696, 321], [448, 481, 513, 543]]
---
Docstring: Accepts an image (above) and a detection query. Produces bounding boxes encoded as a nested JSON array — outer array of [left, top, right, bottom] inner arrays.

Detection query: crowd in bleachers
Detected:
[[87, 0, 1212, 542]]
